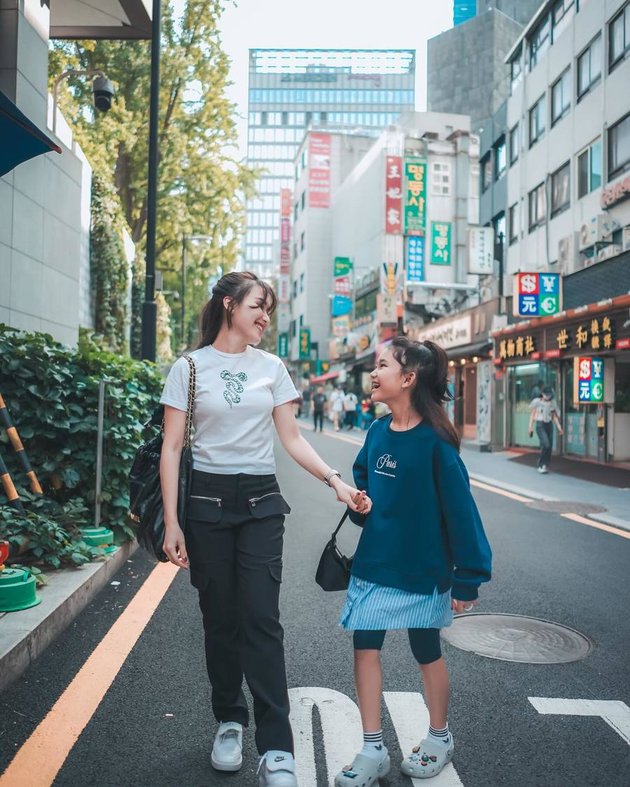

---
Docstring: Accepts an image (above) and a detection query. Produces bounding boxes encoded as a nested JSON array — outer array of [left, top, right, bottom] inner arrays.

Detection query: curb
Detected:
[[0, 540, 137, 694]]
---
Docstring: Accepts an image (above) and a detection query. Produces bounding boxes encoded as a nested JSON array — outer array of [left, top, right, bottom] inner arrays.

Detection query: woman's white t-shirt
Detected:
[[160, 345, 299, 474]]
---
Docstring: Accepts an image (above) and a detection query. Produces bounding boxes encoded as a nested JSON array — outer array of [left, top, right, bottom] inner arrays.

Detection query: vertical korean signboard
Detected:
[[299, 327, 311, 360], [385, 155, 403, 234], [405, 235, 425, 283], [430, 221, 452, 265], [404, 157, 427, 235], [279, 188, 292, 275], [308, 133, 331, 208], [513, 273, 562, 318], [332, 256, 353, 317], [277, 333, 289, 359], [468, 226, 494, 274], [574, 356, 604, 404]]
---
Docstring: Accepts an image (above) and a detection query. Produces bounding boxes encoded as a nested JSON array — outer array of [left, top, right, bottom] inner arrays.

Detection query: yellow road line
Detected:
[[0, 562, 179, 787], [561, 512, 630, 540], [470, 478, 532, 503]]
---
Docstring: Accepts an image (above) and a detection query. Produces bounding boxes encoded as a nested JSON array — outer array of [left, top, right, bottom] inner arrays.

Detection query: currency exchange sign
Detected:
[[513, 272, 561, 318], [574, 356, 604, 404]]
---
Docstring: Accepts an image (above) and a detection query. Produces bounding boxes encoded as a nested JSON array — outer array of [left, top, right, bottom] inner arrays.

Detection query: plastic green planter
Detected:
[[80, 527, 117, 554], [0, 567, 41, 612]]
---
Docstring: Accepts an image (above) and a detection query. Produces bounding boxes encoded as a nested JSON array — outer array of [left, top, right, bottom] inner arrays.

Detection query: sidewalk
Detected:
[[461, 446, 630, 531]]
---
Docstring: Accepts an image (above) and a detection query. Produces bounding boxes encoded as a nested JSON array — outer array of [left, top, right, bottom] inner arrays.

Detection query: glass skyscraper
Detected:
[[245, 49, 416, 279]]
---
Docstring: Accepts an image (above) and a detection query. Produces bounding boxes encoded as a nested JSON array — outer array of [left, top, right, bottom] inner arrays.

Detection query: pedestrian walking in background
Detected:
[[312, 385, 327, 432], [359, 396, 376, 430], [334, 337, 492, 786], [159, 271, 371, 787], [329, 386, 345, 431], [343, 389, 358, 430], [528, 386, 563, 474]]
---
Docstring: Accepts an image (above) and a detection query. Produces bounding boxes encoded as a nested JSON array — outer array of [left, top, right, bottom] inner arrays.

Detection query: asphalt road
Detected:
[[1, 427, 629, 786]]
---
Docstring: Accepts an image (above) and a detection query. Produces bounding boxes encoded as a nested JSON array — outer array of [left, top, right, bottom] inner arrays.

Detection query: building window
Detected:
[[577, 35, 602, 99], [509, 124, 519, 165], [552, 0, 574, 36], [293, 280, 298, 298], [528, 182, 546, 230], [609, 3, 630, 72], [529, 13, 550, 70], [551, 68, 571, 126], [492, 212, 506, 247], [299, 272, 304, 292], [431, 162, 451, 195], [261, 111, 268, 126], [550, 161, 570, 216], [300, 231, 305, 251], [481, 154, 492, 192], [301, 191, 305, 209], [294, 202, 298, 221], [509, 203, 519, 244], [608, 112, 630, 179], [494, 137, 506, 180], [320, 111, 328, 125], [510, 52, 523, 93], [281, 111, 288, 125], [577, 138, 602, 198], [529, 95, 546, 147]]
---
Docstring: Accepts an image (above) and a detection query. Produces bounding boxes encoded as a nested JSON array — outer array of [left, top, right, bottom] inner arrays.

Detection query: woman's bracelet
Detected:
[[323, 469, 342, 487]]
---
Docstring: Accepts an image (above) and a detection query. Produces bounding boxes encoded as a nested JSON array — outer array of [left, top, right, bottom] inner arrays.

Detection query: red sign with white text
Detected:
[[308, 133, 331, 208], [385, 155, 403, 234]]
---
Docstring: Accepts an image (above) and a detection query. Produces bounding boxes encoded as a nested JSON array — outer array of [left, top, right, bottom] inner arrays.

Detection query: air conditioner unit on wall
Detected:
[[622, 227, 630, 251], [578, 214, 621, 250], [556, 232, 578, 274], [596, 244, 622, 263]]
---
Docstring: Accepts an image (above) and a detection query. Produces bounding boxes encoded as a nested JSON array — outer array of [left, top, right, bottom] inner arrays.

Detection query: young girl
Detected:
[[160, 271, 370, 787], [335, 336, 492, 785]]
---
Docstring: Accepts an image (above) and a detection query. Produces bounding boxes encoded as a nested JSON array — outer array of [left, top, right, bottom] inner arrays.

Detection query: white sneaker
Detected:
[[211, 721, 243, 772], [257, 751, 298, 786]]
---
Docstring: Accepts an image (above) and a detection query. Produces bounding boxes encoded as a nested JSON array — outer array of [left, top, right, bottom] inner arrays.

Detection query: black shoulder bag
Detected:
[[315, 510, 353, 591], [128, 356, 197, 562]]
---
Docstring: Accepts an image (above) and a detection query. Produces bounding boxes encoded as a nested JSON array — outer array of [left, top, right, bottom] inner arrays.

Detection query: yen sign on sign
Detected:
[[513, 273, 562, 318]]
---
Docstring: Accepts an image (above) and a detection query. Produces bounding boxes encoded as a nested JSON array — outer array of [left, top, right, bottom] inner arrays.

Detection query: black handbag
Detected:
[[128, 356, 196, 562], [315, 510, 353, 591]]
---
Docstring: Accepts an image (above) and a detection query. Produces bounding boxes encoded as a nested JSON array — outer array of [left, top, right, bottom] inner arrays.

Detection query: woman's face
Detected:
[[228, 284, 271, 345], [370, 348, 404, 403]]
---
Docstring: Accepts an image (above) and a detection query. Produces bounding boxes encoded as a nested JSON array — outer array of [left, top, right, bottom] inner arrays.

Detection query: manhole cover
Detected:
[[525, 500, 606, 515], [442, 614, 592, 664]]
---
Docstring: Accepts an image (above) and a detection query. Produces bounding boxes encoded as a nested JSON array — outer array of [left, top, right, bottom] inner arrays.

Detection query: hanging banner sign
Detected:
[[406, 235, 425, 283], [331, 295, 353, 317], [380, 262, 399, 296], [332, 314, 351, 337], [299, 327, 311, 359], [333, 256, 352, 277], [430, 221, 452, 265], [385, 155, 403, 234], [513, 272, 562, 317], [308, 133, 331, 208], [377, 293, 398, 326], [277, 333, 289, 359], [404, 157, 427, 235], [280, 188, 292, 218], [574, 356, 604, 404], [468, 226, 494, 274], [333, 275, 352, 296]]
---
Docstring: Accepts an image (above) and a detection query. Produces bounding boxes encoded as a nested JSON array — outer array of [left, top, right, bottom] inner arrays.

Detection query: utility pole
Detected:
[[141, 0, 161, 361]]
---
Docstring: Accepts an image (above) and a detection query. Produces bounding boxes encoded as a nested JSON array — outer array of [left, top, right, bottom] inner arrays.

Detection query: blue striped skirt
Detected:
[[340, 576, 453, 631]]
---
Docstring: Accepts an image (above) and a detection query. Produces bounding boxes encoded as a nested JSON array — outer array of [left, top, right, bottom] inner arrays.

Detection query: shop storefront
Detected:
[[492, 294, 630, 464], [408, 301, 496, 442]]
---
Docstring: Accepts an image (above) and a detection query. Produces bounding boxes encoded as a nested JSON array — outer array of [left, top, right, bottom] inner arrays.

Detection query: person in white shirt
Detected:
[[528, 386, 563, 473], [160, 271, 371, 787], [343, 390, 359, 430], [329, 386, 345, 431]]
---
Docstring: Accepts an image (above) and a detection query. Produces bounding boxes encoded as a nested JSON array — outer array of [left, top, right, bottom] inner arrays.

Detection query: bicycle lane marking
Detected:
[[0, 561, 179, 787]]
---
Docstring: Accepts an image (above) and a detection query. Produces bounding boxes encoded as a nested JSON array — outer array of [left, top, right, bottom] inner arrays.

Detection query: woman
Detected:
[[528, 385, 563, 473], [159, 271, 370, 787]]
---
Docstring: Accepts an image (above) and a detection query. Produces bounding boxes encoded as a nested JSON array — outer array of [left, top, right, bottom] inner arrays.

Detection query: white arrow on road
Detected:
[[529, 697, 630, 745], [289, 687, 464, 786]]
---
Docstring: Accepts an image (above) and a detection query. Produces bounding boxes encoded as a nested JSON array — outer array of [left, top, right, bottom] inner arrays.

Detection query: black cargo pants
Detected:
[[185, 470, 293, 755]]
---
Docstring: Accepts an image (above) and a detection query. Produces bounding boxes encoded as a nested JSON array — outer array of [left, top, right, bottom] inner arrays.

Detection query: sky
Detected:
[[174, 0, 454, 159]]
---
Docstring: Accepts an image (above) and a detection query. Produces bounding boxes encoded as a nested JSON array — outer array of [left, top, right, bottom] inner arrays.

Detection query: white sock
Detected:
[[428, 724, 451, 746], [361, 730, 387, 760]]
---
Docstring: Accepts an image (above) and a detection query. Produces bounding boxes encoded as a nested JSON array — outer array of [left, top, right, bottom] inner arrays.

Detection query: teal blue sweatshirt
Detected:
[[349, 415, 492, 601]]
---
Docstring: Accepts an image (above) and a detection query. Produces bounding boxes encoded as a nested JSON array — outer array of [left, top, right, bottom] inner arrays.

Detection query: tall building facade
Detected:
[[428, 1, 541, 133], [245, 49, 415, 279]]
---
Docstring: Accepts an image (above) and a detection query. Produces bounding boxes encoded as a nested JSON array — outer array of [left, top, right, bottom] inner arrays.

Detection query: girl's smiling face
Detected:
[[370, 347, 406, 404], [228, 284, 271, 346]]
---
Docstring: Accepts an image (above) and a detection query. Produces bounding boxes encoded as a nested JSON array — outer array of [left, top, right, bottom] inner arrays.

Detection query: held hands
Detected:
[[329, 476, 372, 514], [163, 523, 189, 569], [451, 598, 477, 614]]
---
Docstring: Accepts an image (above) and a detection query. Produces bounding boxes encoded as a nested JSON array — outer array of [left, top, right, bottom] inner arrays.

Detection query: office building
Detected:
[[245, 49, 415, 279]]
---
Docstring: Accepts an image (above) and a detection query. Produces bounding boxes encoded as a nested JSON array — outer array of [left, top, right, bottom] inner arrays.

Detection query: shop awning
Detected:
[[310, 370, 340, 384], [0, 91, 61, 177], [445, 340, 492, 360]]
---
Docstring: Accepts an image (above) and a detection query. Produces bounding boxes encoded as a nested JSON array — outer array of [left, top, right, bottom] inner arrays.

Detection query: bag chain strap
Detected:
[[183, 356, 196, 448]]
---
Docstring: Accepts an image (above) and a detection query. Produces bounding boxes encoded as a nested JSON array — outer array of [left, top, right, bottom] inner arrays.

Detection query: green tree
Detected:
[[49, 0, 258, 356]]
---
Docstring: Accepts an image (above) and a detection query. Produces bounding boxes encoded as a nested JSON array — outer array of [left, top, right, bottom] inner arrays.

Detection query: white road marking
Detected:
[[289, 687, 363, 786], [529, 697, 630, 745], [384, 692, 464, 786]]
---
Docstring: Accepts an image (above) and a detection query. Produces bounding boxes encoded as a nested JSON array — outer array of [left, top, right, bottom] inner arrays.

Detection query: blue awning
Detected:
[[0, 90, 61, 177]]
